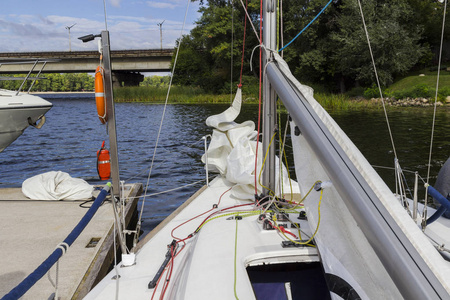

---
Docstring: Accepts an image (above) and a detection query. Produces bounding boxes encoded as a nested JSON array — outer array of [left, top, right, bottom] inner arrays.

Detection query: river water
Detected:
[[1, 94, 449, 236]]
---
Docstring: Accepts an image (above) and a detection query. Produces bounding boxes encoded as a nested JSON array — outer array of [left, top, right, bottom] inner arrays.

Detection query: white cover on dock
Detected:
[[22, 171, 93, 200]]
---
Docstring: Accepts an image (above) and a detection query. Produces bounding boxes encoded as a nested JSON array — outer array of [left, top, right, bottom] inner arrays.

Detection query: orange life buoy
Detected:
[[95, 66, 107, 124], [97, 140, 111, 180]]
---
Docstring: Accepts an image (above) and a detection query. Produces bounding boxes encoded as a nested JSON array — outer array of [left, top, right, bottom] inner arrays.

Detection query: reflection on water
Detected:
[[1, 94, 449, 235]]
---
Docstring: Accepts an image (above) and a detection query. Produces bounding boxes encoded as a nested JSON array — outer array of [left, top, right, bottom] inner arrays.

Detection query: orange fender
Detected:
[[97, 141, 111, 180]]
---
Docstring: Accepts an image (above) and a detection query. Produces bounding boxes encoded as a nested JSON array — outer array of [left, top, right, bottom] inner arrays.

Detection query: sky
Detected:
[[0, 0, 202, 52]]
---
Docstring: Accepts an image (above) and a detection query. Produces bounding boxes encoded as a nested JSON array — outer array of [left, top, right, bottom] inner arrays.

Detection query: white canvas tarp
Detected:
[[22, 171, 93, 200]]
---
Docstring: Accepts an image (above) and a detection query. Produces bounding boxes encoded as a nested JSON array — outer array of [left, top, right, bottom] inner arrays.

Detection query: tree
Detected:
[[330, 0, 427, 89], [174, 0, 441, 93], [172, 0, 260, 93]]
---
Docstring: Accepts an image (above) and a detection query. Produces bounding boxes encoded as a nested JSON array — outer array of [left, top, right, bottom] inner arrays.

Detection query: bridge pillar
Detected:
[[112, 71, 144, 87]]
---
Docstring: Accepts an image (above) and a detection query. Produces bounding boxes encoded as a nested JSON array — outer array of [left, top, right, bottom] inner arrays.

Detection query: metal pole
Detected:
[[413, 171, 419, 221], [66, 23, 76, 52], [101, 30, 127, 254], [261, 0, 277, 195], [160, 26, 162, 50], [157, 20, 165, 50]]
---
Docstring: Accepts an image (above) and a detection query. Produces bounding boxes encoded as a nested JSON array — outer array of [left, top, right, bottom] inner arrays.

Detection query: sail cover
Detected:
[[266, 52, 450, 299]]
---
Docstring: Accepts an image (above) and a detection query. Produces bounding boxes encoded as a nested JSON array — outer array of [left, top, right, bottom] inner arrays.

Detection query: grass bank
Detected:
[[113, 85, 373, 109], [114, 85, 259, 104], [362, 72, 450, 101]]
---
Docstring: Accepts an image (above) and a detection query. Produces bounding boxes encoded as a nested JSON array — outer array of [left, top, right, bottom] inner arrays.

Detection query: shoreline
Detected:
[[30, 91, 94, 94], [28, 91, 450, 110]]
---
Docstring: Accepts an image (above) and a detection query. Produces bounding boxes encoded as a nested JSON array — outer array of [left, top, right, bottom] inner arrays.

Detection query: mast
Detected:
[[261, 0, 278, 195]]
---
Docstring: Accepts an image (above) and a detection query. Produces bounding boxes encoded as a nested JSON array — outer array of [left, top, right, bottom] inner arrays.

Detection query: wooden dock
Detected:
[[0, 183, 142, 300]]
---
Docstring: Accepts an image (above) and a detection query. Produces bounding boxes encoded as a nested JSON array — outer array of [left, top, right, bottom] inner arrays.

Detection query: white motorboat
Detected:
[[0, 89, 52, 152], [0, 60, 53, 152]]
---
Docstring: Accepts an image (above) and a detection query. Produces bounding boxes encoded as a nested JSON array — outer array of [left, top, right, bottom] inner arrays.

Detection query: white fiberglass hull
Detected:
[[0, 89, 52, 152]]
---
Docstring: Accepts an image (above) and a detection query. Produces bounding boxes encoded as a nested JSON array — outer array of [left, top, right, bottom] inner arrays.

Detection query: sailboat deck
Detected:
[[86, 176, 317, 300]]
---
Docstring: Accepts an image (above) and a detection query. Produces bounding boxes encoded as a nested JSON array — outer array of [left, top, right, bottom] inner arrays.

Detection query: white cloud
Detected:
[[109, 0, 122, 8], [146, 2, 177, 9]]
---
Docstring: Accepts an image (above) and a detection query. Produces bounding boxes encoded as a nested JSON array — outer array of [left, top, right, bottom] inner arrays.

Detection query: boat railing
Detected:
[[0, 59, 60, 94]]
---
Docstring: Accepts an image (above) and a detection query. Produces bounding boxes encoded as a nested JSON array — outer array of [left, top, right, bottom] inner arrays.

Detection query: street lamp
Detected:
[[157, 20, 165, 50], [65, 23, 76, 52]]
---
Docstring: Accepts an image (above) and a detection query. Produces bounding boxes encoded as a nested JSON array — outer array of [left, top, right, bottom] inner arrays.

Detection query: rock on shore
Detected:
[[370, 97, 446, 107]]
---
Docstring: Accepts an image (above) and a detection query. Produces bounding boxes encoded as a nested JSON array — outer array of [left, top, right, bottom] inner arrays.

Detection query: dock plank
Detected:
[[0, 183, 141, 300]]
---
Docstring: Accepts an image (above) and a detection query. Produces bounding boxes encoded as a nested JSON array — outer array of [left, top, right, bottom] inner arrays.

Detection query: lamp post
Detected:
[[65, 23, 76, 52], [157, 20, 165, 50]]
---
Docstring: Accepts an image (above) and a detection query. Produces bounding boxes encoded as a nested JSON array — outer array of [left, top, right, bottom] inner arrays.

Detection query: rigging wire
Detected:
[[238, 0, 249, 87], [424, 0, 447, 225], [278, 0, 333, 52], [135, 0, 191, 249], [237, 0, 261, 43], [426, 0, 447, 185], [356, 0, 398, 160], [280, 0, 283, 56]]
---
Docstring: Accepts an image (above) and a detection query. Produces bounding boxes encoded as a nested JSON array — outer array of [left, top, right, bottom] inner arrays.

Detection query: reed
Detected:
[[114, 86, 390, 110], [314, 93, 379, 110], [114, 86, 259, 104]]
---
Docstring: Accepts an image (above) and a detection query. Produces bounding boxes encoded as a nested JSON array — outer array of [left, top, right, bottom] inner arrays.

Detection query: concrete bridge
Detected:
[[0, 49, 173, 86]]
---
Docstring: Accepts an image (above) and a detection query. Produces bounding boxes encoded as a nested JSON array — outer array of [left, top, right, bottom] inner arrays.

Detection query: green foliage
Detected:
[[346, 86, 366, 98], [363, 86, 381, 99], [412, 84, 432, 98], [385, 73, 450, 100], [0, 73, 94, 92], [181, 0, 448, 94], [140, 76, 170, 88], [172, 0, 260, 93]]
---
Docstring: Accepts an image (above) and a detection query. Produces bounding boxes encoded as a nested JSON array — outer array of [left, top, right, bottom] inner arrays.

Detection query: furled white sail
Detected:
[[202, 87, 298, 200]]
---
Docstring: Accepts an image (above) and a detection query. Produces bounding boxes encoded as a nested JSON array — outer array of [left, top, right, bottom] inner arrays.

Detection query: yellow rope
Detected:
[[195, 211, 260, 233], [283, 189, 323, 246]]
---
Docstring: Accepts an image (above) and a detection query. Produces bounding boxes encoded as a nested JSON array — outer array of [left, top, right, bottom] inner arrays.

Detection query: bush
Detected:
[[363, 86, 380, 99], [346, 86, 365, 98], [411, 83, 432, 98]]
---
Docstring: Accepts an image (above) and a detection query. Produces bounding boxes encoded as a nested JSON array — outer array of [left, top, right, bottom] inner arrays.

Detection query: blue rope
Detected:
[[426, 185, 450, 225], [1, 183, 112, 300], [279, 0, 334, 52]]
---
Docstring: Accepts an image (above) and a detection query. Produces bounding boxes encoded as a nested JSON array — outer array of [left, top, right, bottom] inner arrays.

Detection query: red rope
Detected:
[[238, 0, 248, 88]]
